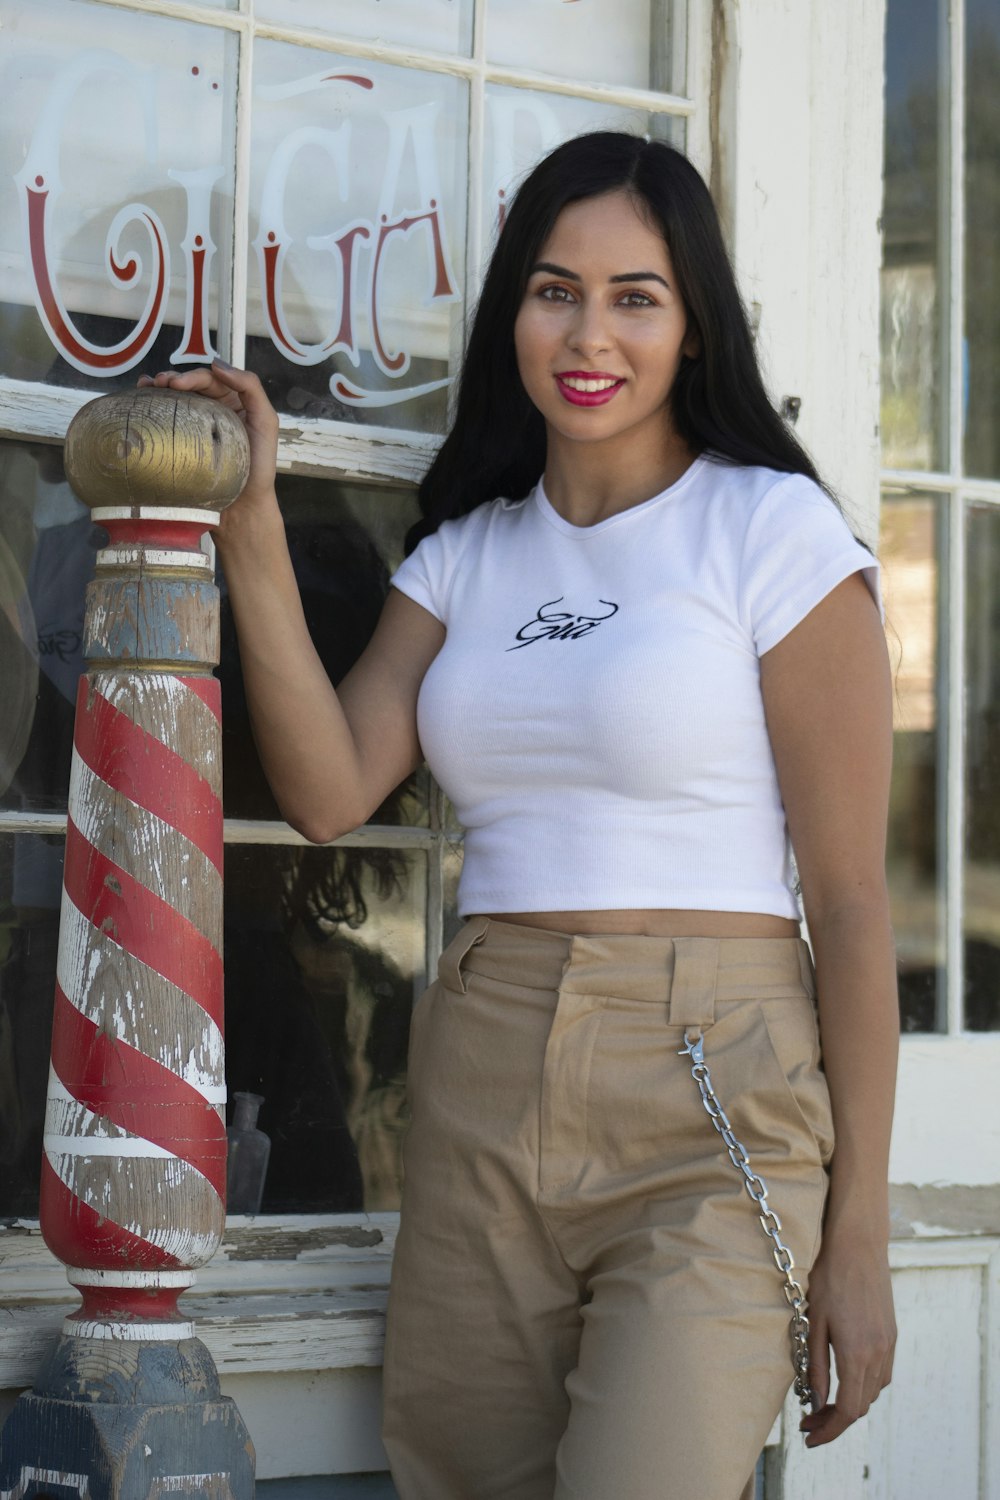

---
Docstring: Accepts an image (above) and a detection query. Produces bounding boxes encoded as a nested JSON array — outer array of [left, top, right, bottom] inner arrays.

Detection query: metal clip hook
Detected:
[[678, 1030, 704, 1064]]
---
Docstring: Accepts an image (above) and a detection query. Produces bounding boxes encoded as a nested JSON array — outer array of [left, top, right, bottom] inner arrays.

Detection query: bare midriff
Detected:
[[475, 909, 800, 939]]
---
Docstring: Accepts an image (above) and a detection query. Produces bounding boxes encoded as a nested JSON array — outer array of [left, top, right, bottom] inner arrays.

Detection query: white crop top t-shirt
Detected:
[[390, 457, 882, 920]]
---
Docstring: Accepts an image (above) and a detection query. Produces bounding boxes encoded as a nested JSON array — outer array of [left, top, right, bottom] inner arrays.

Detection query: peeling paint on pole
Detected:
[[0, 389, 255, 1500]]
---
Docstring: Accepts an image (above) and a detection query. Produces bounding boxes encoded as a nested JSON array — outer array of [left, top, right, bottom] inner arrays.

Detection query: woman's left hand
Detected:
[[799, 1226, 896, 1446]]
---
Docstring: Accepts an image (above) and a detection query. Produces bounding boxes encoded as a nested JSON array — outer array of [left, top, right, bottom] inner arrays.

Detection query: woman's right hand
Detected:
[[137, 360, 280, 541]]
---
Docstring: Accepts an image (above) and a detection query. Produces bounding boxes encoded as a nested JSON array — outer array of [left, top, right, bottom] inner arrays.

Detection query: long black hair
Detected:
[[408, 131, 828, 553]]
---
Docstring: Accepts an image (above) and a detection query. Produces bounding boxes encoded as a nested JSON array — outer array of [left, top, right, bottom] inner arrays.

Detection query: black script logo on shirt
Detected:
[[507, 597, 619, 651]]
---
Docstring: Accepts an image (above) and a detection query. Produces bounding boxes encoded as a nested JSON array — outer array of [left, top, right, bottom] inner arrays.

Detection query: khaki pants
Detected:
[[383, 918, 833, 1500]]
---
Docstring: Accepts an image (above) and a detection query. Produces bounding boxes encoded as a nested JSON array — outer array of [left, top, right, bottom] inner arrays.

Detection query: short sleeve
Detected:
[[740, 475, 883, 655], [389, 514, 470, 624]]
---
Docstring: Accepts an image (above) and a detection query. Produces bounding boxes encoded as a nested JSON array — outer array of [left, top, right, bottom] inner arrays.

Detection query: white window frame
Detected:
[[877, 0, 1000, 1203], [0, 0, 713, 1395]]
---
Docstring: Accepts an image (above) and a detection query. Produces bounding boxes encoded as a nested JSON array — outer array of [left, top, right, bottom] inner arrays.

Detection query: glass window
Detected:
[[0, 440, 99, 817], [964, 503, 1000, 1030], [223, 473, 430, 825], [486, 0, 684, 92], [254, 0, 474, 58], [883, 0, 1000, 1033], [247, 42, 469, 433], [880, 0, 947, 472], [482, 86, 684, 254], [0, 830, 64, 1216], [224, 842, 427, 1213], [881, 492, 946, 1031], [964, 0, 1000, 480], [0, 0, 237, 390]]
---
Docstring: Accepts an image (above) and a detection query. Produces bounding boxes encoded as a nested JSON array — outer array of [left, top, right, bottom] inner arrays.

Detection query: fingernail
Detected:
[[213, 357, 234, 371]]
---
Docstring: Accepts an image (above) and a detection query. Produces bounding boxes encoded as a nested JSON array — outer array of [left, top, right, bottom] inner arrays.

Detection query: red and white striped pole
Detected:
[[0, 389, 254, 1500]]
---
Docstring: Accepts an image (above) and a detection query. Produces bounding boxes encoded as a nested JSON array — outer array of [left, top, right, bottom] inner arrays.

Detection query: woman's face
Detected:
[[513, 190, 696, 452]]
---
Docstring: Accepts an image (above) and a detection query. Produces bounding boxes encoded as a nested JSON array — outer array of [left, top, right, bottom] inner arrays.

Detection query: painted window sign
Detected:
[[0, 0, 679, 435], [246, 45, 467, 423]]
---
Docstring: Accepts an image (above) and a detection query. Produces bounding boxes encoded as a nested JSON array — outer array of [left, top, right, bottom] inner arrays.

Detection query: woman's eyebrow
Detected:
[[529, 261, 670, 289]]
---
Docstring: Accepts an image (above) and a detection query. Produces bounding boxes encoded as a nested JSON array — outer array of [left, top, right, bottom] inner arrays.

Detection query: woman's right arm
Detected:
[[140, 362, 445, 843]]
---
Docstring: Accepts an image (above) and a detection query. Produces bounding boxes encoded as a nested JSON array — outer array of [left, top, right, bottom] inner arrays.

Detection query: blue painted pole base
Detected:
[[0, 1336, 254, 1500]]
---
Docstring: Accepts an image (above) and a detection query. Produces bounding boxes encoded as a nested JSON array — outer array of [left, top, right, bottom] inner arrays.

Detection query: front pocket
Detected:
[[687, 998, 833, 1170], [760, 1001, 835, 1166]]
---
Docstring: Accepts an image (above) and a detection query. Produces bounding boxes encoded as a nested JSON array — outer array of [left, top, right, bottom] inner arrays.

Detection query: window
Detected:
[[0, 0, 693, 1220], [881, 0, 1000, 1034]]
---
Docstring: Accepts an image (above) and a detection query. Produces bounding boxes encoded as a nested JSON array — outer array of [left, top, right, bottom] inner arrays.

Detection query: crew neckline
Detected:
[[534, 454, 707, 536]]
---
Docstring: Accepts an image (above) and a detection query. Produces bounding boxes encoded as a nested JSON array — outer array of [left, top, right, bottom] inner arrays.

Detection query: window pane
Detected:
[[254, 0, 473, 58], [964, 503, 1000, 1030], [486, 0, 685, 91], [0, 438, 99, 817], [246, 42, 468, 436], [225, 843, 427, 1212], [222, 472, 428, 825], [881, 492, 946, 1031], [964, 0, 1000, 479], [0, 0, 237, 391], [0, 832, 62, 1216], [880, 0, 947, 471], [482, 89, 685, 264]]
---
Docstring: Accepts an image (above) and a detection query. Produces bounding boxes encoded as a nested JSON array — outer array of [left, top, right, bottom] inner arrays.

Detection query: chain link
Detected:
[[679, 1030, 814, 1409]]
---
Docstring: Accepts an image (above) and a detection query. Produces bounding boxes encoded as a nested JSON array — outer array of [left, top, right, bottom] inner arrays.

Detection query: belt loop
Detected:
[[668, 937, 720, 1030], [437, 915, 490, 994]]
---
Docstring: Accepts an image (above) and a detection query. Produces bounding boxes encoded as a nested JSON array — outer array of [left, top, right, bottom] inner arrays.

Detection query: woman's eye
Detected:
[[539, 284, 574, 302], [619, 290, 655, 308]]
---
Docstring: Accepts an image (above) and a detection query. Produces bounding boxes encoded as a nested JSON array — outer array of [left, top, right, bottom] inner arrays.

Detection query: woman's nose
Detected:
[[567, 301, 612, 357]]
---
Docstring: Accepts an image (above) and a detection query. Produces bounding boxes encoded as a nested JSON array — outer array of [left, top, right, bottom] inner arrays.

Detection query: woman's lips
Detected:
[[555, 373, 626, 407]]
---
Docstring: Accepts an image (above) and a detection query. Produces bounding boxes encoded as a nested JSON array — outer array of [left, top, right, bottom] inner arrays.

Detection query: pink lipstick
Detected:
[[555, 371, 626, 407]]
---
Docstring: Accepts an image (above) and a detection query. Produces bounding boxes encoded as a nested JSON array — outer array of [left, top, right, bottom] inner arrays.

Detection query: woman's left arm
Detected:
[[760, 569, 899, 1449]]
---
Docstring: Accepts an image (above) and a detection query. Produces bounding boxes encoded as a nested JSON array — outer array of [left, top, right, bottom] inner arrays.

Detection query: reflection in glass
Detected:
[[0, 0, 236, 391], [881, 493, 945, 1030], [225, 843, 427, 1212], [0, 439, 101, 816], [247, 42, 468, 435], [0, 831, 63, 1217], [254, 0, 473, 58], [221, 471, 427, 824], [486, 0, 684, 91], [880, 0, 947, 471], [964, 504, 1000, 1030], [964, 0, 1000, 479], [482, 88, 684, 271]]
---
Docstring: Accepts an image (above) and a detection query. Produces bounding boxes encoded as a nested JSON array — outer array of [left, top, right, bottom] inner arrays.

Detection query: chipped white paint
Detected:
[[69, 1268, 194, 1289], [97, 547, 214, 575], [53, 906, 226, 1098], [46, 1151, 223, 1266], [67, 755, 223, 945], [62, 1319, 195, 1342], [91, 506, 223, 527], [43, 1135, 177, 1160], [93, 672, 221, 777], [0, 1469, 91, 1500]]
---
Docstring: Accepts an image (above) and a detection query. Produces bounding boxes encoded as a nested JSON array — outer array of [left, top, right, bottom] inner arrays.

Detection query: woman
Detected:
[[142, 131, 898, 1500]]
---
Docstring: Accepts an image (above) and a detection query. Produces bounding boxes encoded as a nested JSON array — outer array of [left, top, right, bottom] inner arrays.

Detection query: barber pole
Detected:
[[0, 390, 254, 1500]]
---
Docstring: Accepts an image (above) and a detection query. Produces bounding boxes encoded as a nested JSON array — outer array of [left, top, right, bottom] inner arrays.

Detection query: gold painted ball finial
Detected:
[[64, 388, 251, 514]]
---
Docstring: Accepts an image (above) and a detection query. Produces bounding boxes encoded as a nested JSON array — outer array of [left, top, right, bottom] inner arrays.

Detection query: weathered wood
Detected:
[[63, 390, 249, 512], [0, 389, 254, 1499]]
